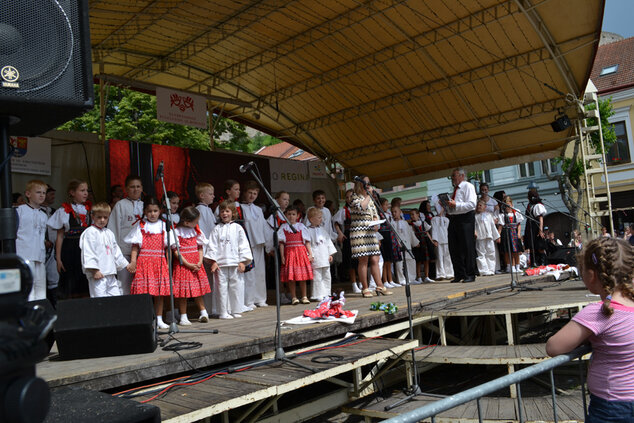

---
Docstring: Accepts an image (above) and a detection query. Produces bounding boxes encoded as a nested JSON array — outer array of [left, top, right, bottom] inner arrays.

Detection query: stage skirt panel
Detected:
[[173, 236, 211, 298]]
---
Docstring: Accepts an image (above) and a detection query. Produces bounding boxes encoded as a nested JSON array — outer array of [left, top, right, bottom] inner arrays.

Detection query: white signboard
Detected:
[[308, 160, 328, 179], [10, 136, 51, 175], [156, 87, 207, 129], [269, 159, 311, 192]]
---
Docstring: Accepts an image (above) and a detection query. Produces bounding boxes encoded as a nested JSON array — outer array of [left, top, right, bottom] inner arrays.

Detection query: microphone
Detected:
[[239, 161, 255, 174], [155, 161, 164, 181]]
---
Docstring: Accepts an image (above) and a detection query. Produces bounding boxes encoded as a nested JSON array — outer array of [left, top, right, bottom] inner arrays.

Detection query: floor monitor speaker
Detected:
[[55, 294, 157, 360], [0, 0, 94, 136]]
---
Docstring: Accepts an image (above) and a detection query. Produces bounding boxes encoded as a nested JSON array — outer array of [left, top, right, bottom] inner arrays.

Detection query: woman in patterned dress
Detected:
[[350, 176, 392, 297]]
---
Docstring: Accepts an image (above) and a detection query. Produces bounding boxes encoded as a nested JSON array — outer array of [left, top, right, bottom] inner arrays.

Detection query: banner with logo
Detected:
[[156, 87, 207, 129], [10, 136, 51, 175], [269, 158, 311, 192], [308, 160, 328, 179]]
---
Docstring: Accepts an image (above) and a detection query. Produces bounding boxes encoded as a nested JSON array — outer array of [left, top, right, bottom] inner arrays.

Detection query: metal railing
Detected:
[[383, 345, 591, 423]]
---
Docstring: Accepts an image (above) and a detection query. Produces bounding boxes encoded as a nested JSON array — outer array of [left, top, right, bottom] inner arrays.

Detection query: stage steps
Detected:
[[131, 337, 417, 422]]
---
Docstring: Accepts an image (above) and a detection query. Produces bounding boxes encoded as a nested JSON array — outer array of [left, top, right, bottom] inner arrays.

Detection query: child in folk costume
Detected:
[[206, 200, 253, 320], [195, 182, 216, 239], [79, 202, 130, 297], [431, 203, 453, 280], [409, 209, 433, 284], [48, 179, 92, 299], [279, 205, 314, 305], [378, 198, 399, 288], [499, 195, 524, 274], [265, 191, 291, 303], [16, 180, 48, 301], [126, 197, 175, 329], [162, 191, 180, 226], [474, 199, 500, 276], [214, 179, 241, 218], [42, 185, 59, 305], [267, 191, 289, 230], [306, 207, 337, 301], [391, 206, 420, 286], [333, 189, 361, 293], [172, 206, 210, 325], [303, 190, 337, 242], [108, 175, 144, 295], [195, 182, 217, 313], [419, 200, 437, 279], [241, 180, 270, 309]]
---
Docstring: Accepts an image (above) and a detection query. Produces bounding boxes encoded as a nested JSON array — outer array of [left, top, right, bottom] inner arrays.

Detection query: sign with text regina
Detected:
[[269, 158, 311, 193]]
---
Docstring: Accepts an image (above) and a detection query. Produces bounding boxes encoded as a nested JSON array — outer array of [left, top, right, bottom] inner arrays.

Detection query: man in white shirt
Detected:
[[446, 168, 477, 283]]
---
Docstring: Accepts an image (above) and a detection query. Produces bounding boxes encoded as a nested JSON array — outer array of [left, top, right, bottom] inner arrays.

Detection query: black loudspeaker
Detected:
[[551, 114, 572, 132], [55, 295, 157, 360], [0, 0, 94, 136]]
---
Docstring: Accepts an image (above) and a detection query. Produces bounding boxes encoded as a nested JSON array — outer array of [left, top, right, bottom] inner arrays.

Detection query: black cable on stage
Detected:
[[114, 334, 374, 401]]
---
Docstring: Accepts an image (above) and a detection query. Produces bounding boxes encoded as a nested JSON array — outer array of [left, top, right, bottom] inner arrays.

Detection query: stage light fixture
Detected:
[[551, 113, 571, 132]]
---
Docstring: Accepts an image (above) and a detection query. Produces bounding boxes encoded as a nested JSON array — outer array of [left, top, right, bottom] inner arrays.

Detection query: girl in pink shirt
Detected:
[[547, 237, 634, 422]]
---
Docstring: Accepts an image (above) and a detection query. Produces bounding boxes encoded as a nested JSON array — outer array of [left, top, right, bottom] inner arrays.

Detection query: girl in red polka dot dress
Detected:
[[278, 206, 314, 305], [172, 206, 211, 325], [126, 197, 174, 329]]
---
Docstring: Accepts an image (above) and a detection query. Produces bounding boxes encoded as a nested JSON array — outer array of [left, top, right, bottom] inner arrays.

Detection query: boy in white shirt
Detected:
[[306, 207, 337, 300], [431, 203, 453, 280], [391, 206, 420, 286], [16, 180, 49, 301], [475, 199, 500, 276], [303, 190, 337, 242], [107, 175, 144, 295], [241, 180, 270, 308], [206, 201, 253, 319], [80, 202, 130, 297]]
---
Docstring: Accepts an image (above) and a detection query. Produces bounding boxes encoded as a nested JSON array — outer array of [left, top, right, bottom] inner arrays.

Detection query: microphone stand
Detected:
[[355, 184, 423, 410], [241, 162, 316, 373], [487, 196, 542, 294], [156, 163, 218, 345]]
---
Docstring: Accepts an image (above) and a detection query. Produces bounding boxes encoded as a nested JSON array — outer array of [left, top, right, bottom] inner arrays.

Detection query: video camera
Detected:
[[0, 254, 55, 423]]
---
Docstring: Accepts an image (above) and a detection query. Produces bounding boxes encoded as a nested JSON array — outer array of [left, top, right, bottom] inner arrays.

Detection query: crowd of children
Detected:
[[15, 175, 628, 328]]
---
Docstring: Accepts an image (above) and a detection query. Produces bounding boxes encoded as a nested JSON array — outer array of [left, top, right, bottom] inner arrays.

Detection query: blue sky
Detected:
[[602, 0, 634, 38]]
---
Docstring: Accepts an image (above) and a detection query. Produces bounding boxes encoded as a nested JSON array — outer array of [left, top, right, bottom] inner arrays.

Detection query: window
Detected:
[[518, 162, 535, 178], [599, 65, 618, 76], [288, 149, 304, 159], [541, 158, 561, 175], [607, 121, 631, 165]]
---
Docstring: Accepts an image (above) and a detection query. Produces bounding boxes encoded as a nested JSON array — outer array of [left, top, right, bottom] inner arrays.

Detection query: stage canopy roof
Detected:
[[90, 0, 604, 185]]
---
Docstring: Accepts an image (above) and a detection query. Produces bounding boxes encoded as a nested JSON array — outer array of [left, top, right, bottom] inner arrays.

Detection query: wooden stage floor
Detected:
[[37, 271, 590, 393]]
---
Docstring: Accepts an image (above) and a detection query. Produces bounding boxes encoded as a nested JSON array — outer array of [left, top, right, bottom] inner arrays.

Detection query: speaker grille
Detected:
[[1, 0, 79, 96]]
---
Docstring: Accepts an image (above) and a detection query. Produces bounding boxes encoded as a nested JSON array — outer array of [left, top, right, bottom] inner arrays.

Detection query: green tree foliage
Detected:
[[59, 86, 281, 153]]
